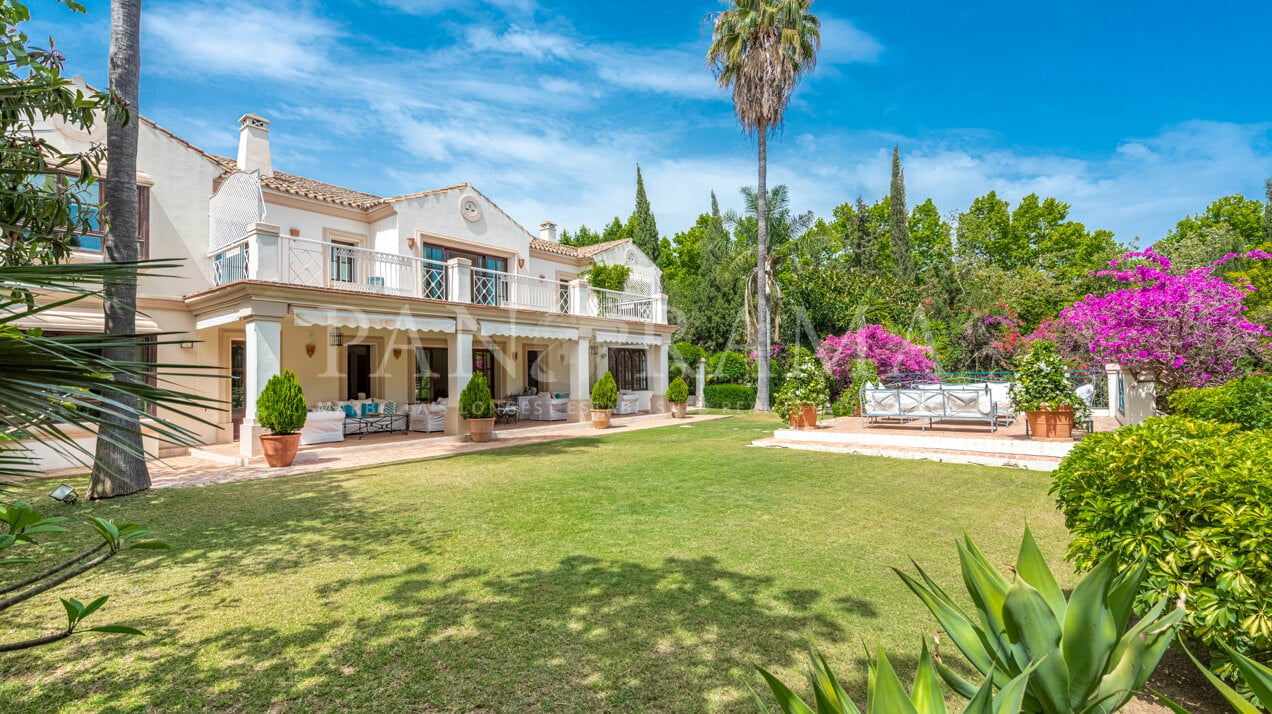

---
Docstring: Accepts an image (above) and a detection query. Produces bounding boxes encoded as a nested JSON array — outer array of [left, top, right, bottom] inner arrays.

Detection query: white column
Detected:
[[244, 222, 282, 282], [445, 331, 473, 435], [568, 279, 592, 317], [1105, 363, 1120, 421], [568, 337, 591, 422], [695, 357, 706, 408], [239, 315, 282, 460], [447, 258, 472, 304], [649, 343, 669, 413], [654, 293, 669, 324]]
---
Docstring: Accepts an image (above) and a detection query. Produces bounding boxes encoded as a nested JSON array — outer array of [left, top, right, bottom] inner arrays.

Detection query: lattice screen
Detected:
[[208, 171, 266, 252]]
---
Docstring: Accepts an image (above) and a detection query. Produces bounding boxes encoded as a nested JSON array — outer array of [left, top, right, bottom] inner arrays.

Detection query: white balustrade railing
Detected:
[[589, 287, 656, 322], [212, 241, 249, 285], [471, 268, 564, 313], [210, 232, 661, 323]]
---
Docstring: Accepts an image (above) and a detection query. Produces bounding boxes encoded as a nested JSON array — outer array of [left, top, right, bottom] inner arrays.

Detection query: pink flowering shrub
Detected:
[[1060, 248, 1272, 391], [817, 324, 936, 381]]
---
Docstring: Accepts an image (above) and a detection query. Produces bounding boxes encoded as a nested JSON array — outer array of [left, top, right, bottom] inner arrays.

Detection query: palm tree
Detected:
[[722, 185, 821, 348], [91, 0, 146, 498], [708, 0, 820, 410]]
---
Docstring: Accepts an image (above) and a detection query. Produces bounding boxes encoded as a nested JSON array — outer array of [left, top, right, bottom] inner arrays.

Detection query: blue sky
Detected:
[[37, 0, 1272, 245]]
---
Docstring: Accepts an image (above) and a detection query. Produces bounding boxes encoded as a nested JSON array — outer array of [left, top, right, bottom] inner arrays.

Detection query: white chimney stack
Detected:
[[236, 113, 273, 178], [539, 220, 558, 242]]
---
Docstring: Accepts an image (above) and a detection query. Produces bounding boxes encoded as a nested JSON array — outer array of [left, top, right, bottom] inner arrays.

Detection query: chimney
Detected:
[[539, 220, 558, 242], [236, 113, 273, 178]]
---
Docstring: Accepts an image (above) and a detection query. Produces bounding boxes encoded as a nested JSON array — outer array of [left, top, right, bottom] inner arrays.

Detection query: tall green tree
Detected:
[[91, 0, 146, 499], [908, 198, 953, 285], [600, 216, 628, 244], [559, 225, 603, 247], [848, 196, 877, 272], [627, 165, 660, 264], [684, 192, 744, 351], [889, 146, 913, 283], [1159, 193, 1266, 262], [1263, 178, 1271, 245], [708, 0, 820, 411]]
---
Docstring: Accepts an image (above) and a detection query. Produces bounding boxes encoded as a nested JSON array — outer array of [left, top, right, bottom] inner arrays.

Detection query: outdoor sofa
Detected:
[[859, 383, 1005, 432]]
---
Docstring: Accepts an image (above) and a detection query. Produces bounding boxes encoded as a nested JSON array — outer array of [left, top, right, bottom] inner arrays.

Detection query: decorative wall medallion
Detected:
[[459, 196, 483, 223]]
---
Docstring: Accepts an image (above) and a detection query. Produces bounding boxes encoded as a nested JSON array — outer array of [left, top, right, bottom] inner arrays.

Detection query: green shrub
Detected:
[[830, 396, 855, 417], [458, 372, 495, 419], [703, 384, 756, 409], [1052, 415, 1272, 681], [772, 351, 828, 424], [256, 370, 307, 435], [590, 370, 618, 410], [1168, 373, 1272, 430], [581, 263, 631, 292], [669, 342, 705, 390], [706, 351, 749, 384], [665, 376, 689, 404]]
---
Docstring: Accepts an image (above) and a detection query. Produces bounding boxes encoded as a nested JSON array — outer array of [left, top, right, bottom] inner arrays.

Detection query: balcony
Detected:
[[209, 228, 667, 324]]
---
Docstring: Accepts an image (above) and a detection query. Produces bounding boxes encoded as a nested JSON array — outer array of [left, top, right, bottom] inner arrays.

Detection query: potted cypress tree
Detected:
[[459, 372, 496, 443], [590, 370, 618, 429], [1010, 341, 1088, 441], [257, 370, 307, 467], [666, 376, 690, 418]]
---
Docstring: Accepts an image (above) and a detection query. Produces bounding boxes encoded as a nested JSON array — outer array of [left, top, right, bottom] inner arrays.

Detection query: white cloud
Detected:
[[464, 25, 578, 60], [817, 16, 885, 64], [375, 0, 538, 16], [144, 3, 340, 80]]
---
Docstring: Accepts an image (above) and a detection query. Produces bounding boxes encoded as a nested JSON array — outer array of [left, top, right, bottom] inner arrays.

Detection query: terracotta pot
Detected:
[[467, 417, 495, 443], [798, 404, 819, 429], [1026, 406, 1075, 441], [670, 402, 687, 418], [787, 407, 805, 429], [591, 409, 612, 429], [259, 433, 301, 468]]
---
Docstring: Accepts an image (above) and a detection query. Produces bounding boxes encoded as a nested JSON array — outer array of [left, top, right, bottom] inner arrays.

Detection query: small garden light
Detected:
[[49, 483, 78, 505]]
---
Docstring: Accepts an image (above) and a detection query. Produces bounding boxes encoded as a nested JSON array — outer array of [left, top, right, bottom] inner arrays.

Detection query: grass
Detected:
[[0, 414, 1074, 713]]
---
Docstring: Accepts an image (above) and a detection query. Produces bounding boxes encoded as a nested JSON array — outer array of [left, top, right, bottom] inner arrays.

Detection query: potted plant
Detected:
[[1010, 341, 1088, 441], [774, 352, 829, 429], [666, 376, 690, 418], [257, 370, 307, 467], [590, 370, 618, 429], [459, 372, 496, 443]]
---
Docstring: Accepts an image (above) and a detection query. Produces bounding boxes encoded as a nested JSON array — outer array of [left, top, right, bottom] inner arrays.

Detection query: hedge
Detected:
[[1052, 415, 1272, 681], [1168, 373, 1272, 431], [706, 351, 750, 385], [704, 384, 757, 409]]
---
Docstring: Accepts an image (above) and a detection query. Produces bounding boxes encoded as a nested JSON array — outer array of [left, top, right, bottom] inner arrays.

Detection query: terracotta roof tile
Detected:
[[209, 155, 386, 209], [576, 238, 631, 257], [529, 237, 580, 257]]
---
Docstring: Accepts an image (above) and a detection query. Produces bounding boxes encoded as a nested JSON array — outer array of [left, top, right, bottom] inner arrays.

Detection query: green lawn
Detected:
[[0, 414, 1073, 713]]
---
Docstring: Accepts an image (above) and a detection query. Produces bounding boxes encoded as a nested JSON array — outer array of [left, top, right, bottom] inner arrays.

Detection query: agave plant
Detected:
[[895, 527, 1185, 714], [755, 641, 1033, 714], [1157, 642, 1272, 714]]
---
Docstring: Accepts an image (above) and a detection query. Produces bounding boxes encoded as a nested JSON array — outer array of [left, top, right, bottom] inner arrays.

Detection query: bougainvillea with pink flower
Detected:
[[1060, 248, 1272, 391], [817, 324, 936, 381]]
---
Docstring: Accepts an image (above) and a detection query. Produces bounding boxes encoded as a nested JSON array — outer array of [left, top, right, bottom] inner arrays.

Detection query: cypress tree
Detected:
[[850, 196, 876, 273], [890, 145, 914, 283], [629, 165, 660, 264], [1263, 178, 1271, 245]]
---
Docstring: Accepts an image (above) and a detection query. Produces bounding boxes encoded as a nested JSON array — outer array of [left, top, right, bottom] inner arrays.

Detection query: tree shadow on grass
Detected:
[[9, 552, 862, 713]]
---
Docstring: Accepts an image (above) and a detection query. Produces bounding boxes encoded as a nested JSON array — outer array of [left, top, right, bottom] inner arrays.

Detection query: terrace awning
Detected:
[[292, 307, 454, 334], [12, 305, 161, 333], [479, 321, 578, 340], [594, 330, 663, 346]]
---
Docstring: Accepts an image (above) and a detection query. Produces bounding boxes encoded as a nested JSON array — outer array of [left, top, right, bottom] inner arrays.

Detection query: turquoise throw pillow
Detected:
[[361, 403, 380, 417], [383, 401, 397, 416], [341, 404, 358, 419]]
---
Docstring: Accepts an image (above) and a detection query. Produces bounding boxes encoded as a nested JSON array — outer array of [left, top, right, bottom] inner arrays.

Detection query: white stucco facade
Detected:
[[23, 90, 674, 468]]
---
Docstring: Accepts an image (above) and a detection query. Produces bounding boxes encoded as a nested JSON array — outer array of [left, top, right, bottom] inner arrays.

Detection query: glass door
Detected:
[[230, 340, 245, 439], [346, 344, 372, 399]]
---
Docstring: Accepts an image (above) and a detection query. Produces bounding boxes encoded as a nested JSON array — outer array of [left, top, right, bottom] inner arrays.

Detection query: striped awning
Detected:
[[292, 307, 455, 333], [12, 305, 161, 333], [594, 330, 663, 346], [479, 321, 578, 340]]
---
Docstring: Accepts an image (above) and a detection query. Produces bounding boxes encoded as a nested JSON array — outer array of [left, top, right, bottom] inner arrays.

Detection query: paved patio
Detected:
[[753, 413, 1120, 471], [43, 412, 727, 490]]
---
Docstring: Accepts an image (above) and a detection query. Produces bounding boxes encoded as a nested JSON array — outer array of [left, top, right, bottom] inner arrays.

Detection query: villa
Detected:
[[29, 79, 675, 466]]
